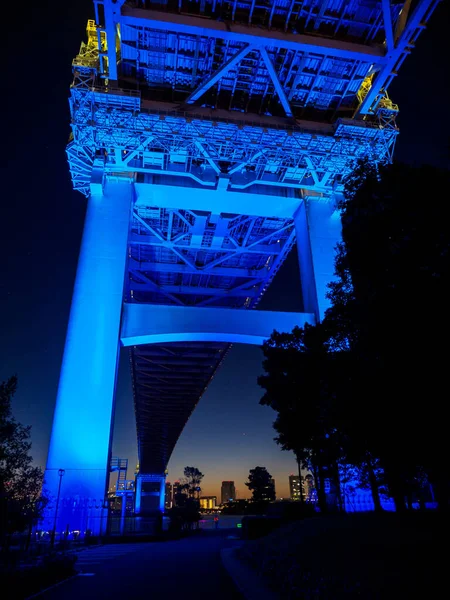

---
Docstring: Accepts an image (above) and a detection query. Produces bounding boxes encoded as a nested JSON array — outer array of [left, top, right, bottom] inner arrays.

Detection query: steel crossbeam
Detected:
[[120, 7, 386, 62], [68, 87, 397, 197], [121, 304, 315, 347], [127, 207, 296, 309]]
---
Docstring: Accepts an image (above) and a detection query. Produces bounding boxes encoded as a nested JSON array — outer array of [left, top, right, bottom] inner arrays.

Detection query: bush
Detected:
[[241, 516, 282, 540], [265, 501, 316, 521], [2, 552, 78, 599], [237, 513, 446, 599], [43, 553, 78, 575]]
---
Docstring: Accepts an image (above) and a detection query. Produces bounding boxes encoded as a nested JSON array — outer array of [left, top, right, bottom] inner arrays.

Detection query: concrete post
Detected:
[[294, 198, 342, 320], [44, 178, 133, 535]]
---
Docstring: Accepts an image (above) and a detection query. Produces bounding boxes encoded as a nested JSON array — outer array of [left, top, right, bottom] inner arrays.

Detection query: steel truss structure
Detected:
[[45, 0, 439, 528]]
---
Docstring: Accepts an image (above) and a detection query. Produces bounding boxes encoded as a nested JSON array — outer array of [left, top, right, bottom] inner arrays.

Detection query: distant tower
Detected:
[[165, 481, 173, 510], [289, 475, 302, 501], [172, 481, 181, 507], [221, 481, 236, 504]]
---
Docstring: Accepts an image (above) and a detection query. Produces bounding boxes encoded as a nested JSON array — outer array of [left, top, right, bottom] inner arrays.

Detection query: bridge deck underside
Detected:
[[131, 341, 229, 474], [120, 1, 403, 119], [128, 203, 297, 473], [131, 0, 403, 40]]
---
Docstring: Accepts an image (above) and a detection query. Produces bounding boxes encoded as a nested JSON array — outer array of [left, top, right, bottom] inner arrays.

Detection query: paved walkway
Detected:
[[73, 543, 146, 572], [37, 532, 242, 599]]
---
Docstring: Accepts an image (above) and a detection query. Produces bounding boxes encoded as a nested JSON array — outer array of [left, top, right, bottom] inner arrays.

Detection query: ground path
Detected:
[[37, 530, 242, 599]]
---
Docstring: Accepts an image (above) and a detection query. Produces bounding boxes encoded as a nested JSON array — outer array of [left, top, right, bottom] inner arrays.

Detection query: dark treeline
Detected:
[[1, 376, 47, 549], [259, 160, 450, 513]]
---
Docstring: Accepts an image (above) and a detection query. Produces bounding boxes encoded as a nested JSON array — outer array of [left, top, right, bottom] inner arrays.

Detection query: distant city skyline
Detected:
[[108, 343, 300, 500]]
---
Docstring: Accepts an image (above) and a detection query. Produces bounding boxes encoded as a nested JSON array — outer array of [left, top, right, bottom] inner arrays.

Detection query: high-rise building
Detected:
[[258, 477, 275, 501], [165, 481, 173, 509], [199, 496, 217, 510], [289, 475, 302, 501], [221, 481, 236, 505], [290, 472, 316, 501], [172, 481, 182, 506]]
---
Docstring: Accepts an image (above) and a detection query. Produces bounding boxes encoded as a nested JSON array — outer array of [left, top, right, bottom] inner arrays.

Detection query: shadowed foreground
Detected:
[[237, 512, 446, 599], [36, 531, 242, 600]]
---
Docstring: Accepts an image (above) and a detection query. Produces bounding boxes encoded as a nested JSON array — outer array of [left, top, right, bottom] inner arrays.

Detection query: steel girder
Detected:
[[119, 0, 403, 46], [128, 207, 296, 309], [115, 0, 406, 120], [68, 85, 398, 197]]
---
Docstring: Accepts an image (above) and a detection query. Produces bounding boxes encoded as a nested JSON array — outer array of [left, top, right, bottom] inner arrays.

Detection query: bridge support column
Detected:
[[135, 474, 165, 534], [120, 494, 127, 536], [44, 179, 133, 537], [294, 199, 342, 320], [135, 474, 166, 515]]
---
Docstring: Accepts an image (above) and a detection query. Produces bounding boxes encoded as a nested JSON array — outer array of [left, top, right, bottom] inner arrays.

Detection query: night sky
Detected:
[[2, 1, 448, 500]]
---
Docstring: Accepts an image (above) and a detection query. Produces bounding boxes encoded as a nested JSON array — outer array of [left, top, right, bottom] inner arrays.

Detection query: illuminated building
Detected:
[[289, 475, 302, 501], [199, 496, 217, 510], [221, 481, 236, 504], [165, 482, 173, 510], [172, 481, 182, 507], [43, 0, 439, 535]]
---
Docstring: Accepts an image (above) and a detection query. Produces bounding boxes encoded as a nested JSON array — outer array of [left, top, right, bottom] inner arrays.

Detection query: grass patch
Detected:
[[237, 512, 444, 599]]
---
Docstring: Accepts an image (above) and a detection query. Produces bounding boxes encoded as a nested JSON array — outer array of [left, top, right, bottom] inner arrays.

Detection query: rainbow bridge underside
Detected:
[[44, 0, 438, 532]]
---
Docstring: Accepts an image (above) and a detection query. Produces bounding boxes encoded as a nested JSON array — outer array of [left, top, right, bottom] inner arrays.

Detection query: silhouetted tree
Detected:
[[328, 160, 450, 511], [259, 324, 346, 512], [0, 376, 48, 548], [259, 161, 450, 513], [181, 466, 204, 499], [168, 467, 204, 532], [245, 466, 276, 503]]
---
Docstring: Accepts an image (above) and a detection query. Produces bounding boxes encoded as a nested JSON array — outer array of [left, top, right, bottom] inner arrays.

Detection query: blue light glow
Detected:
[[44, 180, 133, 534], [121, 304, 315, 347], [45, 0, 439, 533]]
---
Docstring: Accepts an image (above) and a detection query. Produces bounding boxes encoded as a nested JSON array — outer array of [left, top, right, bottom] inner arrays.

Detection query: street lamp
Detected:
[[50, 469, 65, 549]]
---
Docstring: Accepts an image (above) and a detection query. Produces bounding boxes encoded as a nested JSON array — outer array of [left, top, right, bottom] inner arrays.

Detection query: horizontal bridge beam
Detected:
[[134, 183, 303, 219], [121, 7, 385, 63], [121, 304, 315, 347], [130, 283, 260, 298], [128, 233, 285, 255], [127, 260, 269, 278]]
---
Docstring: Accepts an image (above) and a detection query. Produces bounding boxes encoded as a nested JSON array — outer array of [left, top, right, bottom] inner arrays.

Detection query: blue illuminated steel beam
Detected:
[[121, 304, 315, 347], [186, 44, 254, 105], [128, 260, 270, 278], [104, 0, 119, 81], [259, 47, 293, 118], [358, 0, 440, 114], [134, 183, 303, 219], [120, 7, 385, 62], [294, 198, 343, 320], [382, 0, 395, 52]]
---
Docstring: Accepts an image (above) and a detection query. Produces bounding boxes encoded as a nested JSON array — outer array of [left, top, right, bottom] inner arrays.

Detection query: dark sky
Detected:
[[2, 1, 448, 499]]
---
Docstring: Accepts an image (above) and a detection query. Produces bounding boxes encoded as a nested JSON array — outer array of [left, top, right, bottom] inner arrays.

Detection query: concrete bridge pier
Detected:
[[43, 178, 133, 536]]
